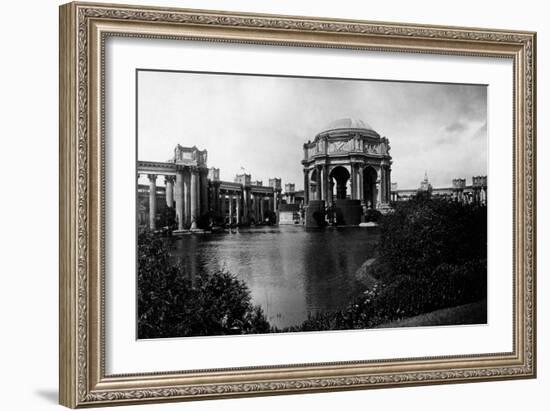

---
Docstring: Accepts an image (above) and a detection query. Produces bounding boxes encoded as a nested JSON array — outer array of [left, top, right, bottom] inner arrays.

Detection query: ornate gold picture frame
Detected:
[[59, 1, 536, 408]]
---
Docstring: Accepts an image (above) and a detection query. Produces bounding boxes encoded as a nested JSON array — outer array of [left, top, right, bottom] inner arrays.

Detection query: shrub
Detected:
[[158, 206, 176, 228], [364, 209, 382, 222], [278, 258, 487, 333], [264, 210, 277, 225], [196, 211, 214, 230], [359, 258, 487, 326], [377, 197, 486, 279], [137, 231, 271, 338], [312, 210, 328, 227]]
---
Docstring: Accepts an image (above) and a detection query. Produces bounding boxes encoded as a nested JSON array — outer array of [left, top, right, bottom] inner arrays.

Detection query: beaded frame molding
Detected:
[[59, 2, 536, 408]]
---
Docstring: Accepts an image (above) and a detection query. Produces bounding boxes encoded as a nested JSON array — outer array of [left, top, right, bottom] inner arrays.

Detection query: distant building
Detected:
[[302, 118, 392, 211], [137, 145, 283, 230], [279, 184, 305, 224], [419, 171, 433, 193], [278, 203, 302, 225], [391, 174, 487, 205]]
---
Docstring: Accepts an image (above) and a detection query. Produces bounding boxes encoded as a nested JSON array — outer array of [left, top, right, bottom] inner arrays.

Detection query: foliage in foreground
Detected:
[[281, 259, 486, 332], [137, 232, 270, 339], [376, 195, 487, 279], [139, 197, 488, 337]]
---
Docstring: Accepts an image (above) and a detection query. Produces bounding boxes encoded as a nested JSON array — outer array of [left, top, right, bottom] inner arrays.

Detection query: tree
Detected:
[[377, 197, 487, 279], [264, 210, 277, 225], [158, 206, 176, 228]]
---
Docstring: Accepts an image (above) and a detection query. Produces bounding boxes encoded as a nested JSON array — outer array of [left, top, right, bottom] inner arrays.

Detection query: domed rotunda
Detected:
[[302, 117, 392, 225]]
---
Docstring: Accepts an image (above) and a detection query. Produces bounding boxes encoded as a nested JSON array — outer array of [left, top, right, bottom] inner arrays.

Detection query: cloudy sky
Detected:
[[137, 70, 487, 190]]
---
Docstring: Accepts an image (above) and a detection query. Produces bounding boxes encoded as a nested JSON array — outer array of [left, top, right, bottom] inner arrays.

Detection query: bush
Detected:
[[278, 258, 486, 333], [358, 258, 487, 326], [312, 210, 328, 227], [158, 206, 176, 228], [264, 210, 277, 225], [377, 197, 486, 279], [137, 232, 271, 338], [364, 209, 382, 223], [196, 211, 213, 230]]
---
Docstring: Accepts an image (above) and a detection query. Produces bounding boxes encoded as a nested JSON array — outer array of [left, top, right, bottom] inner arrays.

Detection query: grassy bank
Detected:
[[377, 300, 487, 328]]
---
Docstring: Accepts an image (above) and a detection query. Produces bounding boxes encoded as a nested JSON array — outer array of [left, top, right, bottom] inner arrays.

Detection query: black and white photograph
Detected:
[[136, 70, 488, 339]]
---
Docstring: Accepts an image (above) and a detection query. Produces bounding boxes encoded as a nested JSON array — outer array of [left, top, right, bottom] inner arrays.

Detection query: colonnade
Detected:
[[216, 188, 278, 225], [140, 171, 281, 230], [142, 165, 208, 230], [453, 187, 487, 205], [303, 163, 391, 209], [392, 176, 488, 205]]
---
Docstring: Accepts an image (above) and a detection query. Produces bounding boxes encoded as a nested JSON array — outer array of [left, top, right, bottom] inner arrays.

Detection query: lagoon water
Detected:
[[169, 225, 379, 329]]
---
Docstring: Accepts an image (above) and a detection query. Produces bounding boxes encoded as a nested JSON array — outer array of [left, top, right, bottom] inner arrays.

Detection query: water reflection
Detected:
[[170, 225, 379, 329]]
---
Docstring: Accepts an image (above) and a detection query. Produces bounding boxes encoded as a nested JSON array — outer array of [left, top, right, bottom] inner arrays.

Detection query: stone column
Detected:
[[147, 174, 157, 230], [164, 176, 174, 207], [320, 166, 326, 202], [323, 164, 329, 204], [320, 167, 324, 200], [351, 164, 357, 200], [236, 193, 241, 225], [243, 187, 250, 225], [383, 168, 387, 203], [303, 169, 309, 205], [377, 169, 381, 204], [195, 169, 201, 218], [228, 193, 234, 225], [386, 166, 391, 203], [386, 168, 392, 203], [358, 166, 364, 203], [260, 196, 265, 223], [175, 170, 184, 230], [252, 194, 260, 224], [381, 167, 386, 204], [220, 191, 226, 223], [183, 169, 191, 227], [200, 168, 208, 215], [190, 168, 198, 224], [212, 182, 220, 215], [258, 195, 262, 221]]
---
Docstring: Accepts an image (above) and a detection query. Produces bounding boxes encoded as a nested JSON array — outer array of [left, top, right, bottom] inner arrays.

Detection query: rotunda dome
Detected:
[[319, 118, 375, 134]]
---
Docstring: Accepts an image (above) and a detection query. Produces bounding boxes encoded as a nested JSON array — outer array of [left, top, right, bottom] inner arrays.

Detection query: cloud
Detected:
[[436, 121, 468, 145], [138, 71, 488, 190], [474, 121, 488, 139], [444, 121, 468, 133]]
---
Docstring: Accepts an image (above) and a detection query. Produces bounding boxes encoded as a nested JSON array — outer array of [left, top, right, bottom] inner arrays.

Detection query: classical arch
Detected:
[[330, 166, 350, 200], [363, 166, 378, 209], [309, 167, 321, 201], [302, 117, 392, 226]]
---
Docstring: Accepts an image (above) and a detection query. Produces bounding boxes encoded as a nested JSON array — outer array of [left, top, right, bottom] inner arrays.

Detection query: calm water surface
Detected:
[[170, 225, 379, 329]]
